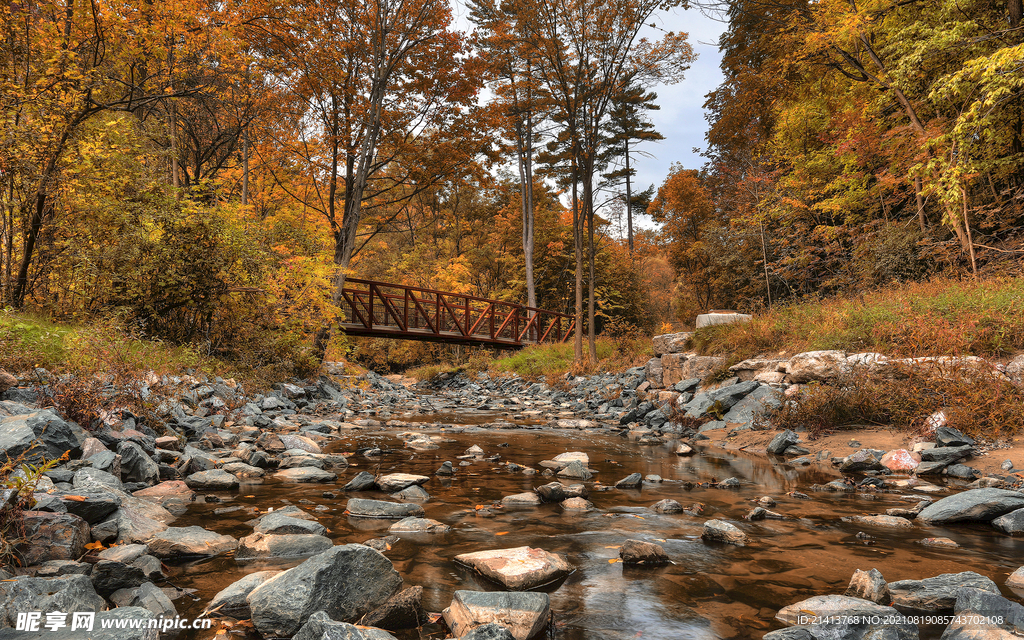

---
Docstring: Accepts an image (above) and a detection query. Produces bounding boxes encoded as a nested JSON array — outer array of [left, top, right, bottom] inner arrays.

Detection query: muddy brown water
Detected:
[[168, 426, 1024, 640]]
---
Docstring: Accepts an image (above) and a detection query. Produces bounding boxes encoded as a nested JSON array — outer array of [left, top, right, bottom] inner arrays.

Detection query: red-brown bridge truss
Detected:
[[338, 278, 575, 348]]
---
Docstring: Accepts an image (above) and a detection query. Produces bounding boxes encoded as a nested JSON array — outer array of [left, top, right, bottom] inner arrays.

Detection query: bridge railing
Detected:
[[339, 278, 575, 347]]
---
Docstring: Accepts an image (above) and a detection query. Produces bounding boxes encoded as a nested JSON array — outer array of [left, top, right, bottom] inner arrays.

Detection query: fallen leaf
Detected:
[[608, 558, 621, 564], [496, 532, 508, 536], [604, 545, 621, 549], [62, 495, 87, 502], [84, 541, 106, 550]]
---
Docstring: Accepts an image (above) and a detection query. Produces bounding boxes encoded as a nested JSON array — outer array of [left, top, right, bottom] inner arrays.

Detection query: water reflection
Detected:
[[168, 427, 1024, 640]]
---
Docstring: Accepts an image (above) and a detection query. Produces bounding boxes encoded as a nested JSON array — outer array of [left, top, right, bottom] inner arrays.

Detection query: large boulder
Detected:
[[701, 520, 746, 546], [652, 332, 692, 356], [204, 571, 280, 619], [644, 358, 664, 389], [948, 587, 1024, 635], [454, 547, 573, 590], [618, 539, 669, 565], [696, 312, 751, 329], [443, 591, 550, 640], [0, 575, 105, 627], [118, 441, 159, 485], [16, 511, 89, 566], [917, 489, 1024, 524], [247, 545, 403, 638], [90, 560, 147, 596], [108, 582, 175, 619], [358, 586, 427, 630], [786, 350, 848, 383], [147, 526, 237, 558], [766, 430, 800, 455], [887, 571, 998, 612], [0, 410, 86, 462]]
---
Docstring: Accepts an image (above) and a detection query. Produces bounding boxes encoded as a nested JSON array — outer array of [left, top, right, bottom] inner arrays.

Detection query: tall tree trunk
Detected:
[[624, 140, 633, 253], [585, 176, 597, 363], [572, 161, 583, 365], [915, 177, 926, 232], [962, 185, 977, 277], [241, 130, 249, 206]]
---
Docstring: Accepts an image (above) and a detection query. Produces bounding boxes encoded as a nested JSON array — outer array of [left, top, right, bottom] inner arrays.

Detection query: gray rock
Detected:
[[131, 555, 164, 581], [618, 539, 668, 565], [845, 568, 891, 604], [16, 511, 89, 566], [0, 410, 86, 462], [766, 430, 801, 455], [34, 560, 91, 577], [276, 467, 338, 483], [255, 512, 327, 536], [205, 571, 280, 619], [90, 560, 147, 596], [346, 498, 424, 519], [534, 482, 587, 503], [118, 442, 159, 485], [57, 490, 121, 525], [388, 517, 451, 534], [375, 474, 429, 493], [917, 489, 1024, 524], [701, 520, 746, 545], [991, 509, 1024, 532], [651, 499, 684, 514], [147, 526, 238, 558], [73, 467, 124, 491], [888, 571, 998, 612], [358, 586, 426, 630], [247, 544, 403, 637], [614, 473, 642, 489], [184, 469, 238, 490], [920, 445, 973, 464], [840, 450, 886, 473], [935, 426, 975, 447], [109, 581, 175, 618], [951, 587, 1024, 632], [461, 623, 515, 640], [293, 611, 398, 640], [0, 575, 105, 627], [556, 460, 592, 481], [342, 471, 377, 491], [391, 485, 429, 501], [237, 533, 334, 559], [443, 591, 550, 640], [775, 594, 902, 626]]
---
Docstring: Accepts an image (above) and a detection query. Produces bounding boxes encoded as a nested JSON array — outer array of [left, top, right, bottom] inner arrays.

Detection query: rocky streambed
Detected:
[[3, 363, 1024, 640]]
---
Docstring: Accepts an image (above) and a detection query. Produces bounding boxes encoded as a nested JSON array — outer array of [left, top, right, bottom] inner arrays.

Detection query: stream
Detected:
[[163, 420, 1024, 640]]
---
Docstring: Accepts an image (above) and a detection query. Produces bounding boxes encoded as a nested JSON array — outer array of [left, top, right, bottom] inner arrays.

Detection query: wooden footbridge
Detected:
[[338, 278, 575, 348]]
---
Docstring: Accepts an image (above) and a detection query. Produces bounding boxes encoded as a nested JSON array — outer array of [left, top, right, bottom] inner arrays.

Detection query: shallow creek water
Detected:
[[169, 424, 1024, 640]]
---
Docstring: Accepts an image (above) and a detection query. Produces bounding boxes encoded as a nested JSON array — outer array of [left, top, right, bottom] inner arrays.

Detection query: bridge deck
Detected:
[[338, 278, 574, 348]]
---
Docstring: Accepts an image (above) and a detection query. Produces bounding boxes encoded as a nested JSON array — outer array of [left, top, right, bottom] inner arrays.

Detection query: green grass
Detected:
[[691, 277, 1024, 360], [0, 311, 209, 377]]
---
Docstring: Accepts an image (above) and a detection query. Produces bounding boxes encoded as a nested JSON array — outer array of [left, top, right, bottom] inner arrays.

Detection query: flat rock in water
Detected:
[[443, 590, 550, 640], [454, 547, 573, 590], [388, 517, 451, 534], [255, 512, 327, 536], [556, 461, 593, 481], [775, 594, 900, 625], [275, 467, 338, 483], [614, 473, 642, 489], [185, 469, 238, 490], [559, 497, 594, 511], [346, 498, 424, 519], [553, 452, 589, 466], [204, 570, 280, 619], [343, 471, 377, 491], [887, 571, 999, 612], [375, 474, 430, 493], [917, 489, 1024, 524], [147, 526, 238, 558], [501, 492, 542, 506], [236, 533, 333, 559], [701, 520, 746, 546], [845, 515, 914, 529], [247, 544, 403, 637]]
